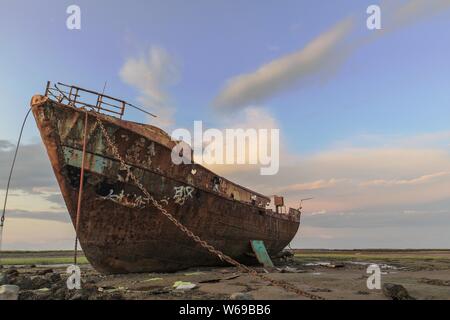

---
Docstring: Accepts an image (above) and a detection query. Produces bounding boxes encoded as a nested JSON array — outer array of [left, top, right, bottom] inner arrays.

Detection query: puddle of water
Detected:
[[346, 261, 399, 270], [303, 260, 400, 270], [304, 261, 331, 267]]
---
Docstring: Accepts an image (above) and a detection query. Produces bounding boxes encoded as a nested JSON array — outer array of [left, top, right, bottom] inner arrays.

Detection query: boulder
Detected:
[[382, 283, 415, 300], [0, 285, 20, 300]]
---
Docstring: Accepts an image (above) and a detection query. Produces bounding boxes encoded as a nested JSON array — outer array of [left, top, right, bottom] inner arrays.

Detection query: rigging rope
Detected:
[[73, 109, 89, 265], [0, 108, 32, 256]]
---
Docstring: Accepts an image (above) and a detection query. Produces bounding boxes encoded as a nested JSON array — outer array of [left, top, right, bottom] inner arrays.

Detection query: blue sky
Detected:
[[2, 0, 449, 149], [1, 0, 450, 249]]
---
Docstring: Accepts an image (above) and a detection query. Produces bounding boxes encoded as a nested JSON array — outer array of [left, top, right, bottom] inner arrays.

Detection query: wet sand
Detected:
[[1, 249, 449, 300]]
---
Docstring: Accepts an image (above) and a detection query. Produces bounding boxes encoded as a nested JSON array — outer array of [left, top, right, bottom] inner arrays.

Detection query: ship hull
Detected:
[[30, 95, 300, 274]]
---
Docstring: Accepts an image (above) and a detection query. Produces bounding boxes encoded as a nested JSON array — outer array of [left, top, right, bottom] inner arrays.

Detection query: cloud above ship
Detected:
[[359, 171, 450, 187], [120, 46, 180, 128], [213, 19, 354, 111], [213, 0, 450, 112]]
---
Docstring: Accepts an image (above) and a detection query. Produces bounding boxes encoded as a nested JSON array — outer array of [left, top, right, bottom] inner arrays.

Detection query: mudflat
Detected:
[[1, 249, 449, 300]]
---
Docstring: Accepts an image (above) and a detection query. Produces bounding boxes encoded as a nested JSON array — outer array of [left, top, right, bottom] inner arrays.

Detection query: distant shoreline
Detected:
[[2, 248, 450, 253], [1, 248, 449, 266]]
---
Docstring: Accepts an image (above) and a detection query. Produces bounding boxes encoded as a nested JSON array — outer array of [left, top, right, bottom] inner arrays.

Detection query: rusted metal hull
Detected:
[[30, 95, 300, 274]]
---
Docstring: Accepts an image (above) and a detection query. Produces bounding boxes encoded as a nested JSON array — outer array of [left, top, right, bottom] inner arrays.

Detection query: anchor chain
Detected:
[[91, 112, 325, 300]]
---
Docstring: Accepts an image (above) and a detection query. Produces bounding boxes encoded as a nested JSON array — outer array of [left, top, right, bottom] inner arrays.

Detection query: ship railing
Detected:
[[44, 81, 156, 120], [289, 208, 302, 221]]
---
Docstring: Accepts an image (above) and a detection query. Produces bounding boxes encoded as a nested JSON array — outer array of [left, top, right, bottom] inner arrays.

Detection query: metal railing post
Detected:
[[45, 81, 50, 97], [49, 82, 157, 119]]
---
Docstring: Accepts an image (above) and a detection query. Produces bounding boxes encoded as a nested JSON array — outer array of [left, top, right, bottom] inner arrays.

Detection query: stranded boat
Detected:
[[30, 82, 301, 273]]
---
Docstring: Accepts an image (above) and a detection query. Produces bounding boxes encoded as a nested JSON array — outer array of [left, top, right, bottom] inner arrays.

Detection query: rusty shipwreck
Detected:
[[30, 82, 301, 274]]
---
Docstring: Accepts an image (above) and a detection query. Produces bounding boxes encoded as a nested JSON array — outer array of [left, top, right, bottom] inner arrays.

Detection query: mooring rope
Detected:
[[0, 108, 32, 256], [73, 109, 89, 265]]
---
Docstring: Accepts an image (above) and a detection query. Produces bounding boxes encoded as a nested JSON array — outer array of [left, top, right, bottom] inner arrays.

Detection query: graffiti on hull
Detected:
[[173, 185, 195, 205]]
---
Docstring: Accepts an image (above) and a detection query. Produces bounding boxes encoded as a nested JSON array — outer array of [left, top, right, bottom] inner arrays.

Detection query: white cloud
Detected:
[[225, 106, 279, 130], [360, 171, 450, 187], [213, 19, 354, 111], [213, 1, 450, 112], [120, 46, 180, 128], [310, 210, 327, 216], [202, 106, 283, 175], [275, 178, 345, 193]]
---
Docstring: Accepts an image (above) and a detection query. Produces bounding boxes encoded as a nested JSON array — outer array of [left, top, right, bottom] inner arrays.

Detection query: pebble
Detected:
[[229, 292, 253, 300]]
